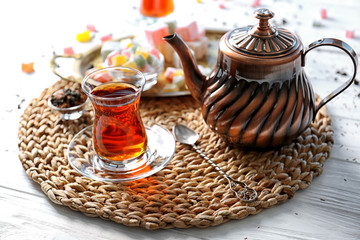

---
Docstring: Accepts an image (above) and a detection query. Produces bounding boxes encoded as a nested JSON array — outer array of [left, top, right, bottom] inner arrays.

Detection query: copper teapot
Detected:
[[164, 8, 358, 148]]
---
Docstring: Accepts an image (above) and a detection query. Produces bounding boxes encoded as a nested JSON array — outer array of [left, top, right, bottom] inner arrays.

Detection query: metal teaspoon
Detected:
[[173, 124, 257, 203]]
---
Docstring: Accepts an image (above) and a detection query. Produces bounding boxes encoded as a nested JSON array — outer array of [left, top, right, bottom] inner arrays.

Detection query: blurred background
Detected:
[[1, 0, 359, 149]]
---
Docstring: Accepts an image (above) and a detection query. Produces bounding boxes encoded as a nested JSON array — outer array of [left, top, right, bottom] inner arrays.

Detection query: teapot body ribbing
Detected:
[[201, 53, 316, 148]]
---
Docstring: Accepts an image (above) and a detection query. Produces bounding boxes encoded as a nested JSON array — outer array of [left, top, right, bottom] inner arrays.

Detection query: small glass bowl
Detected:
[[48, 89, 89, 120]]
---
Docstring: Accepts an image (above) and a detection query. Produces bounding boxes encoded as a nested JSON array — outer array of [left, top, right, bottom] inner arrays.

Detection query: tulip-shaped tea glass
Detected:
[[67, 66, 175, 182]]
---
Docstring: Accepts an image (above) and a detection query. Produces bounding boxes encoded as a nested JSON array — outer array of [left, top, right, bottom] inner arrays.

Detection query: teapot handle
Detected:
[[302, 38, 358, 118]]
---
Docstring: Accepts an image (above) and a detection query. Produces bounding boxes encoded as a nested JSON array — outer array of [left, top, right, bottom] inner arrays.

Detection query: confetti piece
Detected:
[[86, 24, 97, 32], [312, 20, 323, 27], [76, 30, 91, 43], [345, 30, 354, 39], [196, 0, 202, 3], [100, 34, 113, 42], [252, 0, 260, 7], [22, 62, 34, 73], [320, 8, 327, 19], [63, 47, 74, 55], [219, 3, 226, 9]]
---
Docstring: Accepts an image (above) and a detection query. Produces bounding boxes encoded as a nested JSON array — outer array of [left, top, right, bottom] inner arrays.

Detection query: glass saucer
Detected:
[[67, 125, 176, 182]]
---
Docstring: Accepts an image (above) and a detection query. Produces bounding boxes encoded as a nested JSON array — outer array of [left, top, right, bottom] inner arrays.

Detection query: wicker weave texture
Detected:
[[18, 80, 334, 230]]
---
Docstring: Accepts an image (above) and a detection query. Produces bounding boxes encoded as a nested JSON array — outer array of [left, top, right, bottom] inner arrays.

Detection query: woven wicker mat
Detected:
[[18, 80, 334, 230]]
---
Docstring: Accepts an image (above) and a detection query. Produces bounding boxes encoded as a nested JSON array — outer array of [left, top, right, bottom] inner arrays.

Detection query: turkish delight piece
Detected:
[[163, 83, 179, 92], [111, 55, 127, 66], [101, 41, 121, 61], [164, 67, 177, 82], [186, 36, 209, 60], [134, 54, 147, 69], [164, 19, 177, 34], [173, 75, 185, 89], [145, 23, 170, 46], [93, 72, 112, 83], [157, 42, 175, 63], [106, 50, 120, 65], [198, 27, 206, 38], [123, 60, 140, 70], [149, 48, 161, 59], [174, 21, 199, 42]]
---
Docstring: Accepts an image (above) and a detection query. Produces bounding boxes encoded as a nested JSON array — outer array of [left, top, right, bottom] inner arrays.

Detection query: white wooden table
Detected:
[[1, 0, 359, 239]]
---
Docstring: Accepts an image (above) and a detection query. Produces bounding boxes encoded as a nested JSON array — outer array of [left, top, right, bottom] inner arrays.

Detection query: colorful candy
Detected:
[[111, 55, 127, 66], [164, 67, 178, 82], [63, 47, 74, 55], [122, 61, 139, 70], [346, 30, 355, 39], [86, 24, 97, 32], [21, 62, 34, 73], [107, 50, 120, 65], [100, 34, 113, 42], [252, 0, 260, 7], [320, 9, 327, 19], [160, 67, 185, 92], [93, 72, 113, 83], [134, 54, 147, 69], [149, 48, 160, 59], [104, 40, 163, 73], [135, 47, 149, 59], [76, 30, 91, 43], [174, 21, 199, 42], [144, 23, 170, 46], [159, 65, 211, 93], [186, 36, 208, 60]]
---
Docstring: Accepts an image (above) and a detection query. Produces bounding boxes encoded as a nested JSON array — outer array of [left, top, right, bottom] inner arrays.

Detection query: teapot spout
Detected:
[[163, 33, 206, 103]]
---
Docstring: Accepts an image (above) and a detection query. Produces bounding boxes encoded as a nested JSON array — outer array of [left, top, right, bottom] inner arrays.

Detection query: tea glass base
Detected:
[[67, 125, 176, 182]]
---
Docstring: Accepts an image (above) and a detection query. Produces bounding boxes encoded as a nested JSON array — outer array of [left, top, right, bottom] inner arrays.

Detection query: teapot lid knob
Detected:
[[254, 8, 274, 19], [254, 8, 275, 30]]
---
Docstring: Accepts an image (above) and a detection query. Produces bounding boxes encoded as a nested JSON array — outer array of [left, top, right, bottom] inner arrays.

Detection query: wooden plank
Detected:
[[1, 155, 359, 239]]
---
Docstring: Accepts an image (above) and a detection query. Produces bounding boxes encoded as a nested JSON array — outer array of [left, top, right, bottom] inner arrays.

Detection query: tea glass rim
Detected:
[[81, 66, 146, 102]]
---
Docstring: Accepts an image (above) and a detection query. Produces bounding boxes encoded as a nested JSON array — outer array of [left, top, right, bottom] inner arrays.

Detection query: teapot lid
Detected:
[[227, 9, 300, 57]]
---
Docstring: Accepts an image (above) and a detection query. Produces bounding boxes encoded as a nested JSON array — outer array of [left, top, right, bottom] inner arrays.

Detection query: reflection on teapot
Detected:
[[164, 8, 358, 148]]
